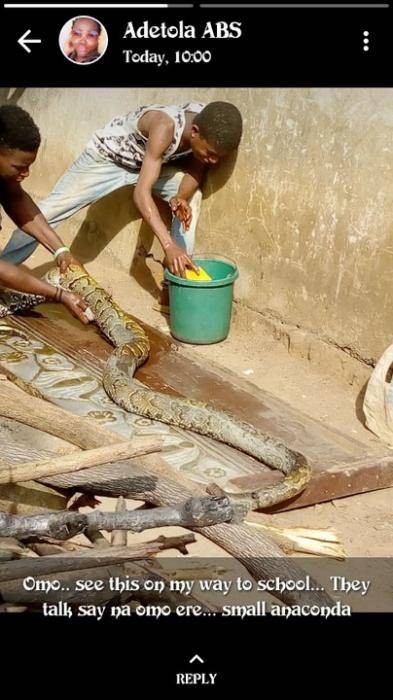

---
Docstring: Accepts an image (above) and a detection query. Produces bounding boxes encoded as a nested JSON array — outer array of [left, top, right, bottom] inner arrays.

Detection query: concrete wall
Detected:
[[1, 87, 393, 363]]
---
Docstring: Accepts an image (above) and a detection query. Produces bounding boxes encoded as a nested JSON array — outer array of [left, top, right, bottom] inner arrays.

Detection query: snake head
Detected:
[[44, 264, 88, 290], [44, 267, 62, 287]]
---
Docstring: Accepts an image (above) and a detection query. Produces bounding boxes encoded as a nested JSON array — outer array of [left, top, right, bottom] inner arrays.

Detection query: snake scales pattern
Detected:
[[47, 265, 311, 508]]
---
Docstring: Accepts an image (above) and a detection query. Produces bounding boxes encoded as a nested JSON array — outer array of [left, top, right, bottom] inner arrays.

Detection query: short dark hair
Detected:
[[0, 104, 41, 152], [193, 102, 242, 153], [72, 17, 102, 34]]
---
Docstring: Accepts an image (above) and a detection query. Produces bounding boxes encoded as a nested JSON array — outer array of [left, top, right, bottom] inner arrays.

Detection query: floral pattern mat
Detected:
[[0, 322, 258, 488]]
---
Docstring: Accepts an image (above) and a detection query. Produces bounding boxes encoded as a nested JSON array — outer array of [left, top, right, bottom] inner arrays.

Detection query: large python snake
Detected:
[[47, 265, 311, 508]]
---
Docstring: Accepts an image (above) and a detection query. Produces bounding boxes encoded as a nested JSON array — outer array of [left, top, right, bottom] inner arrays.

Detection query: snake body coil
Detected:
[[48, 266, 311, 508]]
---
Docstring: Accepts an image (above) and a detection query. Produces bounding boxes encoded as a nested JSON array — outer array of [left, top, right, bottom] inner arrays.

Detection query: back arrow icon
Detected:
[[18, 30, 42, 53]]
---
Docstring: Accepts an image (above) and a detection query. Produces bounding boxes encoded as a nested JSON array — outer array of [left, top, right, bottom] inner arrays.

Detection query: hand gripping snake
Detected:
[[47, 265, 311, 509]]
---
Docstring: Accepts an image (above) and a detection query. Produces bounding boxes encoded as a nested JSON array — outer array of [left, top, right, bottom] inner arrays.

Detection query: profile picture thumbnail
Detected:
[[59, 16, 108, 65]]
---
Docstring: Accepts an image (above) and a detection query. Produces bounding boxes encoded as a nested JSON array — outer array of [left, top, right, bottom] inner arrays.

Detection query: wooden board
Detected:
[[2, 306, 392, 512]]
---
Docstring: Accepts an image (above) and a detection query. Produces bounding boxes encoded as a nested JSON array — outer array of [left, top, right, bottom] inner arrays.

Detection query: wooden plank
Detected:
[[8, 313, 375, 468], [2, 314, 272, 480], [0, 481, 67, 515], [0, 378, 127, 448], [0, 438, 163, 485], [231, 454, 393, 510], [3, 308, 393, 510]]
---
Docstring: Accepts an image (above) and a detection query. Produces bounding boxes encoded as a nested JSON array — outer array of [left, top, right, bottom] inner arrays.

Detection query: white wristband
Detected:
[[53, 246, 70, 259]]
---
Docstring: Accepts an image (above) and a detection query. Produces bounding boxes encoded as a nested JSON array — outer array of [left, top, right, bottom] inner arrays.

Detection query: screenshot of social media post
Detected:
[[0, 0, 392, 679]]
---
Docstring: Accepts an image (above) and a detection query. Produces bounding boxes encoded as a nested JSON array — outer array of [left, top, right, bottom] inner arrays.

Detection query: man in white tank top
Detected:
[[1, 101, 242, 283]]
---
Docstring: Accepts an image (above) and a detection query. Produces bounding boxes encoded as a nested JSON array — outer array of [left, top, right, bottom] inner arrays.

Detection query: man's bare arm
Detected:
[[177, 157, 206, 200], [1, 180, 85, 273], [0, 259, 91, 324], [133, 116, 198, 276], [2, 180, 67, 254], [169, 157, 206, 230], [133, 119, 175, 251]]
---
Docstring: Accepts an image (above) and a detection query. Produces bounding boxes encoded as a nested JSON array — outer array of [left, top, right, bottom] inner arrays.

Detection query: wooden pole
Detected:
[[111, 497, 128, 547], [0, 378, 125, 448], [0, 534, 196, 583], [0, 495, 233, 540], [0, 437, 163, 485]]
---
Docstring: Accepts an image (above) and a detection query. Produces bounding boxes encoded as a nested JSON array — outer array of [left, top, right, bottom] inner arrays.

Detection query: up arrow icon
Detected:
[[18, 29, 42, 54], [189, 655, 204, 664]]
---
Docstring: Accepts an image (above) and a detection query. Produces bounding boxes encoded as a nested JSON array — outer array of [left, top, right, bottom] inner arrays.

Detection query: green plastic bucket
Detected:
[[164, 254, 239, 344]]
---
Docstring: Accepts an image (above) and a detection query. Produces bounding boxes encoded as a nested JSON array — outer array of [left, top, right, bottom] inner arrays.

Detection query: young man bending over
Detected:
[[1, 101, 243, 292]]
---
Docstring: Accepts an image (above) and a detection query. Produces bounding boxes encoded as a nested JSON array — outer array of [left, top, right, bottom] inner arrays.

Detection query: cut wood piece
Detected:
[[0, 376, 124, 448], [0, 439, 57, 465], [0, 481, 67, 515], [111, 497, 127, 547], [162, 564, 228, 579], [0, 437, 163, 485], [86, 528, 110, 549], [0, 495, 234, 540], [28, 538, 90, 555], [30, 535, 94, 550], [0, 481, 67, 514], [245, 512, 346, 559], [28, 543, 76, 556], [0, 604, 28, 613], [0, 534, 196, 582], [67, 492, 101, 511], [0, 537, 38, 562]]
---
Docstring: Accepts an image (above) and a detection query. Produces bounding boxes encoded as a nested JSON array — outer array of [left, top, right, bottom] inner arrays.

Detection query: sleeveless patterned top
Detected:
[[87, 102, 205, 170]]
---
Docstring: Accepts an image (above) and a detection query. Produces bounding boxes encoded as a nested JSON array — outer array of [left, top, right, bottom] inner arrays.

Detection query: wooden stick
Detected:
[[85, 528, 110, 549], [0, 495, 233, 540], [111, 497, 127, 547], [28, 542, 83, 556], [245, 512, 346, 559], [0, 534, 196, 583], [0, 377, 125, 449], [0, 481, 67, 515], [0, 537, 38, 562], [0, 437, 163, 485]]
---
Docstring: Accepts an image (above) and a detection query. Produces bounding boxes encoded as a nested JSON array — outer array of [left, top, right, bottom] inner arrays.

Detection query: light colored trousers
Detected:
[[1, 148, 202, 265]]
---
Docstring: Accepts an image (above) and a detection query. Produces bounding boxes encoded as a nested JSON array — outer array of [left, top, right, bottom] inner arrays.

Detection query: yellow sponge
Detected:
[[185, 266, 212, 281]]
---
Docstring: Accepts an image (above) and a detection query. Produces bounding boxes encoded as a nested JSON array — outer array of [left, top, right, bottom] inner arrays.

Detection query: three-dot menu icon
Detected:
[[363, 31, 370, 52]]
